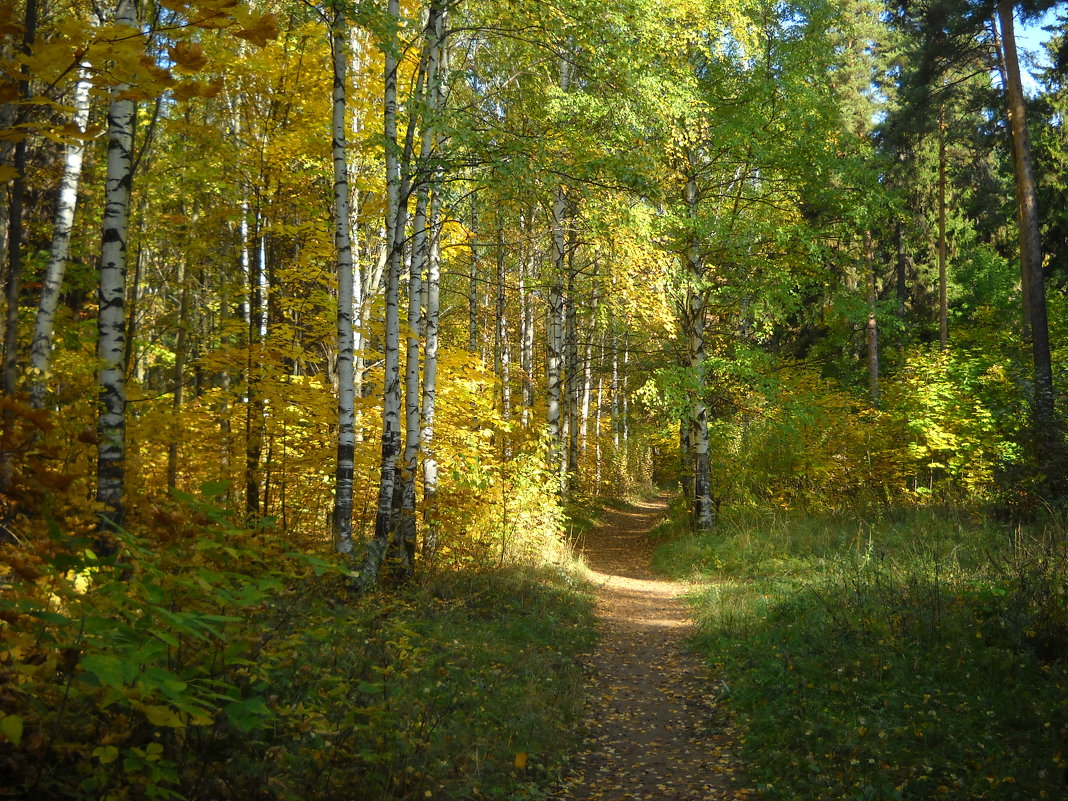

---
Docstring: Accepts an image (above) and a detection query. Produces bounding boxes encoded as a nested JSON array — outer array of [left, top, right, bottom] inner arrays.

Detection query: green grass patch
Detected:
[[0, 491, 596, 801], [657, 504, 1068, 800]]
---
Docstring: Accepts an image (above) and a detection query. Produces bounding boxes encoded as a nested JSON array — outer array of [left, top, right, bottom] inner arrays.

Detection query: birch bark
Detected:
[[420, 192, 442, 559], [331, 10, 357, 557], [29, 63, 92, 408], [361, 0, 404, 588], [495, 225, 512, 443], [96, 0, 137, 535], [684, 165, 714, 529], [546, 187, 566, 491], [395, 0, 445, 576]]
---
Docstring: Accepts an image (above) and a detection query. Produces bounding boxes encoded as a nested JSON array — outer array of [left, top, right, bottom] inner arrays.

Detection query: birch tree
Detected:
[[29, 63, 93, 409], [393, 0, 446, 576], [330, 6, 357, 558], [96, 0, 138, 534], [360, 0, 405, 588]]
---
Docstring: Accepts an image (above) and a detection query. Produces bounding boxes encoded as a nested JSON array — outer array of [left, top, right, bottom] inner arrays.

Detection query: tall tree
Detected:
[[29, 60, 93, 409], [361, 0, 405, 588], [331, 5, 357, 559], [994, 0, 1059, 459], [96, 0, 138, 535]]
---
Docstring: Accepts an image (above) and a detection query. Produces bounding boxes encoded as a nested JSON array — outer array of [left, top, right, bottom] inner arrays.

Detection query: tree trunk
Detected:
[[395, 0, 445, 577], [547, 187, 567, 491], [565, 251, 579, 489], [361, 0, 405, 588], [420, 192, 442, 560], [29, 62, 92, 408], [330, 11, 357, 558], [468, 203, 479, 353], [519, 214, 534, 428], [495, 224, 512, 443], [580, 281, 597, 458], [996, 1, 1061, 471], [688, 288, 713, 529], [938, 102, 948, 351], [244, 217, 265, 518], [895, 219, 906, 319], [2, 0, 37, 404], [684, 163, 714, 529], [167, 255, 192, 490], [96, 0, 136, 536], [865, 230, 879, 408]]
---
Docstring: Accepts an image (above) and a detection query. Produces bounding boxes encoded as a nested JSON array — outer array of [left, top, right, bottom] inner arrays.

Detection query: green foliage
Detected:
[[658, 504, 1068, 800], [0, 489, 595, 800], [885, 345, 1025, 501]]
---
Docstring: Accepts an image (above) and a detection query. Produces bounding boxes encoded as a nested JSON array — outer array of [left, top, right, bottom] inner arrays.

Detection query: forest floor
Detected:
[[551, 496, 756, 800]]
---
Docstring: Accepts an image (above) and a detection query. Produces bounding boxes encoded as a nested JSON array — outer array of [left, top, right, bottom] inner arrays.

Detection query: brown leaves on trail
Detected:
[[553, 498, 758, 801]]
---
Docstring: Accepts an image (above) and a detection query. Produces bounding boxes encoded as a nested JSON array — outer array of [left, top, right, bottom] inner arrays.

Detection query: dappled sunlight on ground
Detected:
[[553, 496, 756, 801]]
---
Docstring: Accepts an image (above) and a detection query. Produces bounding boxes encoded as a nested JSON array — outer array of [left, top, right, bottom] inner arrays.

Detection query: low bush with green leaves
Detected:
[[655, 505, 1068, 801], [0, 484, 595, 800]]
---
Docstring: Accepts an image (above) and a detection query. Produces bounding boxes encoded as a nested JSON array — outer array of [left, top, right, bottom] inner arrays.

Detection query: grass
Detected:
[[0, 501, 597, 801], [654, 504, 1068, 801]]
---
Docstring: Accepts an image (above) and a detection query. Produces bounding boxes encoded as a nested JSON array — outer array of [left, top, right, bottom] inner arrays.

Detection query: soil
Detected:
[[552, 495, 755, 801]]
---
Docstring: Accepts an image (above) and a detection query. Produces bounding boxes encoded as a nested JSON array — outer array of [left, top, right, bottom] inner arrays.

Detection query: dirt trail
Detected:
[[553, 496, 753, 801]]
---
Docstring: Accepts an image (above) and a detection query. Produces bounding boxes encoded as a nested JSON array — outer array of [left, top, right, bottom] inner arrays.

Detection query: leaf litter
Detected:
[[552, 497, 758, 801]]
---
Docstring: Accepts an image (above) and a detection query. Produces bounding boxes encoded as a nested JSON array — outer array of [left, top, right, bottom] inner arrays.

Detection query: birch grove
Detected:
[[0, 0, 1062, 590]]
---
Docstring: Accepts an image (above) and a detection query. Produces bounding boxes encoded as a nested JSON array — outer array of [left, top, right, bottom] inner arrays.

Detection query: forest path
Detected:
[[553, 495, 754, 801]]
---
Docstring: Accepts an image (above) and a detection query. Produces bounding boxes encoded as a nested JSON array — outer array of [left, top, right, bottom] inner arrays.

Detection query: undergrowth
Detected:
[[0, 485, 595, 800], [655, 504, 1068, 800]]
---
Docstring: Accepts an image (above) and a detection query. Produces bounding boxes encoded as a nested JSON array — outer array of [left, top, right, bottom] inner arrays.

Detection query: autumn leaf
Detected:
[[139, 55, 177, 87], [172, 77, 223, 101], [116, 88, 155, 102], [233, 12, 278, 48], [0, 4, 21, 36], [134, 702, 187, 728], [169, 41, 209, 74], [0, 715, 23, 746]]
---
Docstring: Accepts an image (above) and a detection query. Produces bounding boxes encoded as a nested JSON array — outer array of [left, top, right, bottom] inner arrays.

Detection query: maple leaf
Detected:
[[139, 56, 177, 88], [233, 12, 278, 48], [169, 41, 209, 74], [0, 4, 21, 36], [172, 77, 224, 101]]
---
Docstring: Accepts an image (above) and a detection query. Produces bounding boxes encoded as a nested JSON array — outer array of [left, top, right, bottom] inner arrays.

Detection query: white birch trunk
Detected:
[[565, 260, 579, 488], [495, 225, 512, 444], [420, 192, 442, 559], [684, 166, 713, 529], [361, 0, 404, 588], [96, 0, 137, 535], [395, 0, 445, 576], [468, 204, 479, 352], [166, 256, 192, 490], [546, 187, 566, 490], [29, 62, 92, 408], [519, 216, 535, 429], [331, 12, 357, 557], [580, 280, 597, 456], [688, 287, 713, 529]]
